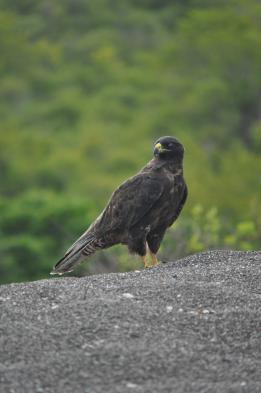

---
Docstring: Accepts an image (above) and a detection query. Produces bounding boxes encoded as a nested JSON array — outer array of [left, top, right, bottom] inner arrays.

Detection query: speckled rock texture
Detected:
[[0, 250, 260, 393]]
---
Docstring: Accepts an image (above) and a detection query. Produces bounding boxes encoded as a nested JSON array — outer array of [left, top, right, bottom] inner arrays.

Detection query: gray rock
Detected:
[[0, 250, 260, 393]]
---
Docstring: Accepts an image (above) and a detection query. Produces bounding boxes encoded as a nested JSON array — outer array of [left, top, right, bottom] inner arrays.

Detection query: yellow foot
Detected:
[[149, 251, 160, 266], [141, 255, 151, 268]]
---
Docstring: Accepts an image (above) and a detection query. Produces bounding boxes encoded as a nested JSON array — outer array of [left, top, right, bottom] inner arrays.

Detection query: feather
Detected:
[[51, 231, 103, 275]]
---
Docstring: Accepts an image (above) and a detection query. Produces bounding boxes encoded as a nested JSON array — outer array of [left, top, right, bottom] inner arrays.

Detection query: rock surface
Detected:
[[0, 250, 260, 393]]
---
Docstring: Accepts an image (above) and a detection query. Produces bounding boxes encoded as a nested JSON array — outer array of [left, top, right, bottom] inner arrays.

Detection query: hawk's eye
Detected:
[[168, 142, 174, 148]]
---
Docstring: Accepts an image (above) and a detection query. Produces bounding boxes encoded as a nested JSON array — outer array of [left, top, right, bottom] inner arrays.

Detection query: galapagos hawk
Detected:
[[51, 136, 187, 274]]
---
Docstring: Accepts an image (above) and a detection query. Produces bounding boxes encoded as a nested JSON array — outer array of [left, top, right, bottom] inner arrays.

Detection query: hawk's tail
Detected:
[[50, 231, 103, 275]]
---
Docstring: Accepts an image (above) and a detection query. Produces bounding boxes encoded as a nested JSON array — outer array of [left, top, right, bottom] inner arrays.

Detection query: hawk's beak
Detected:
[[154, 142, 171, 156], [154, 142, 162, 156]]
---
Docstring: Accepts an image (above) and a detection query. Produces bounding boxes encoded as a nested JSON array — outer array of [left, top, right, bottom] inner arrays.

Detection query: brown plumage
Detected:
[[51, 136, 187, 274]]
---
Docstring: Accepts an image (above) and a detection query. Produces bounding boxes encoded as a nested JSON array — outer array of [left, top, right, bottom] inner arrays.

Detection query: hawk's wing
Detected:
[[97, 173, 165, 232], [51, 173, 164, 275]]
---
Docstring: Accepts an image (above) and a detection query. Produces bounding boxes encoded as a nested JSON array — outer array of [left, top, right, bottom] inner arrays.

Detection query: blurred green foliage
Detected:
[[162, 205, 259, 259], [0, 0, 260, 284]]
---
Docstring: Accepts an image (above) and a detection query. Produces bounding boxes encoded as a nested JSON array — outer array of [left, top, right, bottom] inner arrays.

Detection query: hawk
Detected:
[[51, 136, 187, 274]]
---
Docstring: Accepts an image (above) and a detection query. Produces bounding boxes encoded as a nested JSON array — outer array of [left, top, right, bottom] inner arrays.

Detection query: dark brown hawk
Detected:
[[51, 136, 187, 274]]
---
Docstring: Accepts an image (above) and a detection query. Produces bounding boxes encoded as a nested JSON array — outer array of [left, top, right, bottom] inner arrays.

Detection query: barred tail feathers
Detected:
[[51, 232, 103, 275]]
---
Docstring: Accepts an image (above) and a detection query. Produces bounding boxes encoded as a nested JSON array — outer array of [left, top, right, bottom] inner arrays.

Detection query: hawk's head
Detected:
[[153, 136, 184, 161]]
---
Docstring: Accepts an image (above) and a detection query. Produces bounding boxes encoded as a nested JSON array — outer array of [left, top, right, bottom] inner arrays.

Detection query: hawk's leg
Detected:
[[128, 233, 150, 268], [149, 249, 159, 266], [141, 255, 150, 268], [147, 228, 166, 266]]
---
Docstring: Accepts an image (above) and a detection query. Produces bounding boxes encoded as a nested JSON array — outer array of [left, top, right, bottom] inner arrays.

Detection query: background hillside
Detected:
[[0, 0, 260, 284]]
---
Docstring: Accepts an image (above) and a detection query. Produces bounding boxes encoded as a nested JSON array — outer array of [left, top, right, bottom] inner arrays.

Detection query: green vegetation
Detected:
[[0, 0, 260, 284]]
